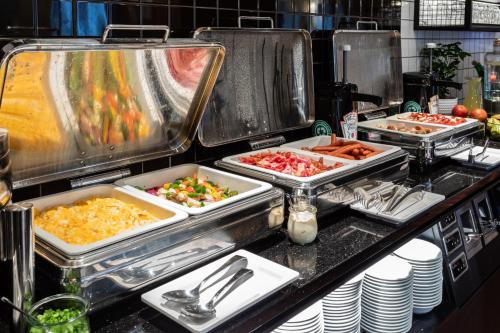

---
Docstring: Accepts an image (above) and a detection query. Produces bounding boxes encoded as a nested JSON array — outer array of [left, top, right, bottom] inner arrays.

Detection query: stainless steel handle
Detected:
[[356, 20, 378, 30], [70, 168, 131, 189], [102, 24, 170, 43], [238, 16, 274, 28], [210, 268, 254, 307], [198, 255, 248, 292]]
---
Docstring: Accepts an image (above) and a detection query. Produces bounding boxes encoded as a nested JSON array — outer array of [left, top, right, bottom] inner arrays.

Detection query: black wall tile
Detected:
[[219, 0, 238, 9], [218, 9, 238, 27], [196, 8, 217, 27], [240, 0, 258, 10], [197, 0, 217, 7], [259, 0, 277, 12], [0, 0, 33, 36], [110, 3, 141, 37], [170, 6, 194, 37]]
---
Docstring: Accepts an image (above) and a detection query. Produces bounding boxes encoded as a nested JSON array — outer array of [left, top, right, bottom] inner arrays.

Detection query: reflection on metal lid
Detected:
[[194, 27, 315, 147], [0, 38, 225, 188]]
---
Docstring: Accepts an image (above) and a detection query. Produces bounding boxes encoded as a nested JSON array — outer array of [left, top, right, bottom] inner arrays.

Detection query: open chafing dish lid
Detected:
[[194, 17, 315, 147], [333, 28, 403, 112], [0, 25, 225, 189]]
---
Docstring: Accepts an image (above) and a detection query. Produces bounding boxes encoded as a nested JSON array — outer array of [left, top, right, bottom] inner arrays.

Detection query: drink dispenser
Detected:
[[0, 129, 35, 332], [484, 39, 500, 115]]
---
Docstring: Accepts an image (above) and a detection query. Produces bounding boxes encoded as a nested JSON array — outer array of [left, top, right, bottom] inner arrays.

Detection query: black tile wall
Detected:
[[1, 0, 401, 199]]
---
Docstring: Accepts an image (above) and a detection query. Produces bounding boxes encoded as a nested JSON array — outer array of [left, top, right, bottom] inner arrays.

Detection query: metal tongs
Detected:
[[383, 184, 426, 214], [468, 138, 489, 164]]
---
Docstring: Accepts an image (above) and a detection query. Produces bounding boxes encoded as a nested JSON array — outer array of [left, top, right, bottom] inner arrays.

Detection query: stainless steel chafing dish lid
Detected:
[[0, 25, 225, 189], [194, 17, 315, 147], [333, 28, 403, 113]]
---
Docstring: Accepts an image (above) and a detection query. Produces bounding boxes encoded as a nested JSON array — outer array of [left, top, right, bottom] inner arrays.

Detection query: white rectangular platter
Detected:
[[141, 249, 299, 333], [387, 112, 479, 128], [451, 146, 500, 169], [350, 190, 445, 224], [115, 164, 273, 215], [221, 147, 359, 183], [25, 184, 188, 256], [358, 118, 453, 138], [281, 135, 401, 164]]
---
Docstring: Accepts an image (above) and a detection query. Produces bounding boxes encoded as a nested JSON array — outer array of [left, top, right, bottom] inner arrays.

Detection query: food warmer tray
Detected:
[[358, 117, 484, 166], [34, 186, 284, 310], [216, 147, 409, 217]]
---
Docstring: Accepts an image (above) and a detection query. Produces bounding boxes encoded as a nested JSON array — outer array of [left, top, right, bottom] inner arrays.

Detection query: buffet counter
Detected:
[[81, 155, 499, 333]]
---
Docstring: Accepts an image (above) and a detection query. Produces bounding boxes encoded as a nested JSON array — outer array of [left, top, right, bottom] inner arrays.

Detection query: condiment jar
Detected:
[[287, 201, 318, 245]]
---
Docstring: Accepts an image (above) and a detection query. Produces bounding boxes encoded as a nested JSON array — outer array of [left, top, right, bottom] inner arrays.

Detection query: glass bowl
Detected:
[[27, 294, 90, 333]]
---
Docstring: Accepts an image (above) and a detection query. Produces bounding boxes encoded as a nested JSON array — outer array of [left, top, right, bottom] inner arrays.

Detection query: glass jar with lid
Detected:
[[287, 197, 318, 245]]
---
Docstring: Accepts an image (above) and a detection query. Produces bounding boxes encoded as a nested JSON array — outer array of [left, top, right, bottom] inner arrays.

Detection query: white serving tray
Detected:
[[451, 146, 500, 169], [281, 136, 401, 164], [25, 184, 188, 256], [387, 112, 478, 128], [115, 164, 273, 215], [350, 190, 445, 224], [358, 118, 452, 138], [221, 147, 359, 183], [141, 249, 299, 333]]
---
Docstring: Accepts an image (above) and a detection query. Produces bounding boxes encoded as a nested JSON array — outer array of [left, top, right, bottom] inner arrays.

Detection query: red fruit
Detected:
[[469, 108, 488, 122], [452, 104, 468, 118]]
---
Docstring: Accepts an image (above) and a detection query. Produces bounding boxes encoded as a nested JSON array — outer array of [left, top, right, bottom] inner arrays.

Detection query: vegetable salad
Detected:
[[145, 175, 238, 208]]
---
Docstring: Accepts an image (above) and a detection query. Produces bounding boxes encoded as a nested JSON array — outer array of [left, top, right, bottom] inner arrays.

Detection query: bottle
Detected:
[[484, 39, 500, 114], [287, 198, 318, 246]]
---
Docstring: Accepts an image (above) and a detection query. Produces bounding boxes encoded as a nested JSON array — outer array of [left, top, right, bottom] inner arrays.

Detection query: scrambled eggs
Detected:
[[35, 197, 158, 245]]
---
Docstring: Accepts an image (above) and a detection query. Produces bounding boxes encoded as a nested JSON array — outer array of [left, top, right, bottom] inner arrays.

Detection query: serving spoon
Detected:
[[163, 255, 248, 303], [1, 297, 39, 324], [181, 268, 254, 319]]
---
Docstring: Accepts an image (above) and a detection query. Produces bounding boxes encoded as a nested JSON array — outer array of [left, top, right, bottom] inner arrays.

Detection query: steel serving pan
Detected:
[[0, 25, 225, 188], [194, 17, 314, 147], [26, 184, 188, 256], [115, 164, 273, 215]]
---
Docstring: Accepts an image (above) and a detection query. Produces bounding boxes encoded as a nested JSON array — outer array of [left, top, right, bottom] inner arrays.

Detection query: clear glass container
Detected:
[[287, 201, 318, 245], [27, 294, 90, 333], [484, 39, 500, 103], [464, 77, 482, 111]]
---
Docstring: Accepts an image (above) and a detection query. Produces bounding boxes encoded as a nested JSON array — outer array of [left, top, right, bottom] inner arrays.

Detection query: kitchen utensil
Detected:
[[474, 138, 490, 161], [163, 255, 248, 303], [385, 184, 426, 214], [1, 297, 38, 324], [181, 268, 254, 319]]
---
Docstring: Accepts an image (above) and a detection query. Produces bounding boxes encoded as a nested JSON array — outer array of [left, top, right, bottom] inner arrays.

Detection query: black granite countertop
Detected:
[[88, 159, 499, 333], [1, 156, 498, 333]]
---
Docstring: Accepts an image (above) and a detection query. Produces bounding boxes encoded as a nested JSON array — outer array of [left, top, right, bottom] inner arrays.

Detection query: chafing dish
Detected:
[[216, 147, 409, 217], [34, 187, 284, 310], [358, 117, 484, 166]]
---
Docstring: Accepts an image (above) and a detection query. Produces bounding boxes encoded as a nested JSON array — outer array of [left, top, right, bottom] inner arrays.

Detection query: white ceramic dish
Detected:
[[221, 147, 358, 183], [141, 249, 299, 333], [351, 191, 446, 224], [115, 164, 273, 215], [280, 136, 401, 164], [27, 184, 189, 256], [451, 146, 500, 169], [388, 112, 478, 128], [394, 239, 442, 261]]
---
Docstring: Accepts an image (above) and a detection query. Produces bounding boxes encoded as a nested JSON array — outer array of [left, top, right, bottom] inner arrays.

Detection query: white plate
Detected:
[[221, 147, 359, 183], [351, 191, 446, 224], [27, 184, 189, 256], [141, 250, 299, 333], [280, 136, 401, 165], [361, 297, 413, 309], [278, 319, 322, 332], [365, 256, 413, 281], [451, 146, 500, 168], [388, 112, 479, 128], [413, 306, 436, 314], [287, 301, 323, 323], [394, 239, 442, 262], [361, 320, 411, 333], [115, 164, 273, 215], [363, 276, 413, 288]]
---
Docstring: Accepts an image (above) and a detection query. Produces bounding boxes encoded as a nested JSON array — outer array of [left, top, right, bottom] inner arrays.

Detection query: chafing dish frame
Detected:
[[358, 120, 484, 166], [34, 187, 284, 310], [216, 150, 410, 217]]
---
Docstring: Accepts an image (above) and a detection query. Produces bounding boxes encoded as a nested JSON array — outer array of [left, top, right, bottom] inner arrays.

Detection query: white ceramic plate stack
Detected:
[[393, 238, 443, 314], [361, 255, 414, 333], [273, 300, 324, 333], [322, 272, 364, 333]]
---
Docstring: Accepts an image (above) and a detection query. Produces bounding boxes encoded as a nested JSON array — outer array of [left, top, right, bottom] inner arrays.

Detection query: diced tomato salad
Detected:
[[238, 151, 343, 177]]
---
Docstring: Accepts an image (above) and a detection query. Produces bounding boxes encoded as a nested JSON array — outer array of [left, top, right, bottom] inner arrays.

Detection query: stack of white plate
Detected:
[[393, 238, 443, 314], [322, 272, 364, 333], [273, 300, 324, 333], [361, 255, 414, 333]]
